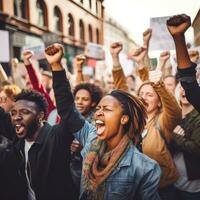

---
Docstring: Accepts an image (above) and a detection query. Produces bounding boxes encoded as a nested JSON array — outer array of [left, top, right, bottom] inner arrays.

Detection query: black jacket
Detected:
[[173, 109, 200, 180], [178, 63, 200, 114], [2, 70, 85, 200]]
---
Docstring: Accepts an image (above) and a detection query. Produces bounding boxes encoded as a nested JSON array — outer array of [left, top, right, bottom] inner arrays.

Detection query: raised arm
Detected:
[[167, 14, 192, 68], [167, 14, 200, 113], [110, 42, 129, 92], [129, 46, 149, 82], [74, 54, 86, 85], [149, 70, 181, 141], [22, 50, 55, 117], [0, 64, 8, 82], [44, 44, 85, 133]]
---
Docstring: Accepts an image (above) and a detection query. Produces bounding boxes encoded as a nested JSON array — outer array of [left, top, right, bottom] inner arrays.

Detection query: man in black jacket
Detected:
[[1, 43, 85, 200], [167, 14, 200, 113]]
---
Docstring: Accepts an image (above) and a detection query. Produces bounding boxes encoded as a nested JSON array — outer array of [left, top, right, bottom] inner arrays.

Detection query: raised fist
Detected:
[[143, 28, 152, 48], [159, 51, 170, 62], [75, 54, 86, 66], [22, 50, 33, 65], [110, 42, 123, 57], [44, 43, 64, 65], [128, 46, 147, 65], [167, 14, 191, 36]]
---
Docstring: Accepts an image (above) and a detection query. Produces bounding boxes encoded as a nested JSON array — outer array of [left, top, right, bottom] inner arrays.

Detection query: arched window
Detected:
[[14, 0, 27, 19], [89, 0, 92, 9], [79, 20, 85, 41], [96, 1, 98, 14], [68, 14, 74, 37], [36, 0, 48, 27], [54, 6, 62, 32], [80, 0, 83, 4], [88, 24, 93, 42], [96, 28, 100, 44]]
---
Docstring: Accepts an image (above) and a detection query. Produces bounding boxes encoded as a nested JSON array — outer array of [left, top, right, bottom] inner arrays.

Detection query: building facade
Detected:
[[0, 0, 104, 70], [192, 9, 200, 47], [104, 15, 137, 55]]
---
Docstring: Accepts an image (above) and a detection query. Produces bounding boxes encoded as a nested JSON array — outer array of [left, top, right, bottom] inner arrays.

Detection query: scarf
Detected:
[[82, 134, 131, 200]]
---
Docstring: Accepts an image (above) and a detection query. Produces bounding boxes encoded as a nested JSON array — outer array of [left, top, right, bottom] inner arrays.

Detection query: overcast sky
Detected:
[[103, 0, 200, 45]]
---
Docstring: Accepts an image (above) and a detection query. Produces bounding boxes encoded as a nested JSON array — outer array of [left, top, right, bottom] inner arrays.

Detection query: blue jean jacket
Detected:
[[74, 121, 161, 200]]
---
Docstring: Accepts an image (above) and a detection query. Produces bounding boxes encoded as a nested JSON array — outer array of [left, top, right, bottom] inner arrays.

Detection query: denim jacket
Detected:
[[74, 121, 161, 200]]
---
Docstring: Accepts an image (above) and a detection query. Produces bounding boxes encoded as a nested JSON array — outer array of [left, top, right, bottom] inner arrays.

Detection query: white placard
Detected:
[[85, 43, 104, 60], [22, 44, 45, 60], [150, 16, 175, 51], [0, 30, 10, 62]]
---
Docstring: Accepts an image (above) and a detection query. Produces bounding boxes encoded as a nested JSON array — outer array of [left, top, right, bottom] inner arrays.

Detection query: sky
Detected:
[[103, 0, 200, 45]]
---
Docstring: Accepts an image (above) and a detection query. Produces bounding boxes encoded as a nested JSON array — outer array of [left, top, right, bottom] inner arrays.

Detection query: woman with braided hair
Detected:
[[78, 90, 161, 200], [44, 43, 161, 200]]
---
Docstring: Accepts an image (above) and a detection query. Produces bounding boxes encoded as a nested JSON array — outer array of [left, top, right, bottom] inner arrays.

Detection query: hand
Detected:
[[167, 14, 191, 37], [143, 28, 152, 48], [22, 50, 33, 66], [110, 42, 123, 58], [11, 58, 19, 68], [173, 125, 185, 136], [75, 54, 86, 67], [128, 46, 147, 65], [189, 50, 199, 63], [149, 69, 162, 83], [44, 43, 64, 65], [70, 139, 83, 154], [159, 51, 170, 62]]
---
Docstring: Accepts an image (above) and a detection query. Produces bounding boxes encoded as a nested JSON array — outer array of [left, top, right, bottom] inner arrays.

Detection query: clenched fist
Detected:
[[45, 43, 64, 65], [167, 14, 191, 36], [110, 42, 123, 58]]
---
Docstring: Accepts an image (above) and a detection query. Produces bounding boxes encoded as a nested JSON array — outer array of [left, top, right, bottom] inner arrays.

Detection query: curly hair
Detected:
[[73, 83, 103, 107], [14, 89, 48, 116]]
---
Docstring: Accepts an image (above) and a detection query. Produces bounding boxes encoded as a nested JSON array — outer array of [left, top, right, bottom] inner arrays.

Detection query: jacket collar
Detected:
[[116, 143, 135, 168]]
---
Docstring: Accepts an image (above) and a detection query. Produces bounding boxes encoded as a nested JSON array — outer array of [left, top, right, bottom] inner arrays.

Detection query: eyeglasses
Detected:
[[0, 96, 7, 103]]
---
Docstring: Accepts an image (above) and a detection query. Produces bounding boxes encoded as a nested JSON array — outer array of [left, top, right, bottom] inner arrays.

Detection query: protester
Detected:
[[0, 84, 21, 112], [172, 84, 200, 199], [167, 14, 200, 113], [44, 43, 161, 200]]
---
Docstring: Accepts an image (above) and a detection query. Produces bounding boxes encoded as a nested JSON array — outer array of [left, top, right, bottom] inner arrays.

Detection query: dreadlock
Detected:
[[109, 90, 147, 144]]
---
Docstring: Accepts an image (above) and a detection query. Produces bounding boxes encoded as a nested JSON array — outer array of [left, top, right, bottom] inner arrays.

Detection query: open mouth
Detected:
[[95, 120, 105, 136], [15, 124, 25, 136]]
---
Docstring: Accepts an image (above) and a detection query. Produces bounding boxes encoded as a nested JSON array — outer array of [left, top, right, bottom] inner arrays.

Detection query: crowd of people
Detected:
[[0, 14, 200, 200]]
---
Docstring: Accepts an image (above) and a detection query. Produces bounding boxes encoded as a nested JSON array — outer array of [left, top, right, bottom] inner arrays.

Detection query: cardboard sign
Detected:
[[150, 16, 175, 50], [85, 43, 105, 60], [22, 44, 45, 60]]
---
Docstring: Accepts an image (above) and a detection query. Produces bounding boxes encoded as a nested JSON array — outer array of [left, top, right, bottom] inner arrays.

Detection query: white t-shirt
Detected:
[[25, 140, 36, 200]]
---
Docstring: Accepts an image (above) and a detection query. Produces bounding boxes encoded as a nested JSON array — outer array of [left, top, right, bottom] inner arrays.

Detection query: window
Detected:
[[88, 24, 93, 42], [68, 14, 74, 36], [36, 0, 47, 27], [80, 0, 84, 3], [96, 28, 99, 44], [14, 0, 27, 19], [96, 1, 98, 14], [54, 6, 62, 32], [89, 0, 92, 9], [79, 20, 85, 41]]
